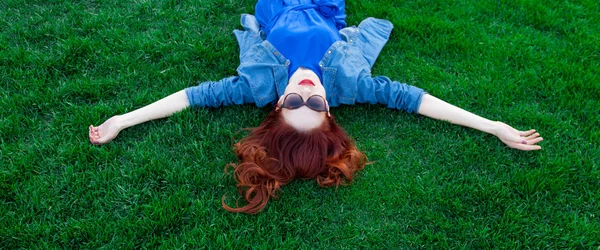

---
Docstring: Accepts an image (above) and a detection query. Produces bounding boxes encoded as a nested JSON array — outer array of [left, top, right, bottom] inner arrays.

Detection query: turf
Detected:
[[1, 0, 599, 248]]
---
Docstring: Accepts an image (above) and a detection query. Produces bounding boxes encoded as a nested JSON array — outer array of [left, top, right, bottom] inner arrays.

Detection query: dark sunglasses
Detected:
[[280, 93, 328, 113]]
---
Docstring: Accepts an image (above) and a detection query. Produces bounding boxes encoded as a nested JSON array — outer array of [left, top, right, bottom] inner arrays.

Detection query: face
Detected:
[[278, 67, 329, 132]]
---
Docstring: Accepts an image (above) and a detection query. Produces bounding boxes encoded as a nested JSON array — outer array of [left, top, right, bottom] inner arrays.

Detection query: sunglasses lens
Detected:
[[306, 96, 326, 111], [284, 94, 304, 109]]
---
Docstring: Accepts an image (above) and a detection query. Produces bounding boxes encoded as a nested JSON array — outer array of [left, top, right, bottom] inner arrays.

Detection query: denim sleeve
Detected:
[[356, 75, 426, 113], [184, 76, 254, 108], [339, 18, 393, 68], [234, 14, 264, 61], [357, 18, 393, 68]]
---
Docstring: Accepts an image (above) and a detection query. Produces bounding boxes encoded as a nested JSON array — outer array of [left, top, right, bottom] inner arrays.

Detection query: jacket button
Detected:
[[328, 51, 331, 54]]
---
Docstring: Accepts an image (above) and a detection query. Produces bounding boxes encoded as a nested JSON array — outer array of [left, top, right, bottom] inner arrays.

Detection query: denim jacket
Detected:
[[185, 14, 426, 113]]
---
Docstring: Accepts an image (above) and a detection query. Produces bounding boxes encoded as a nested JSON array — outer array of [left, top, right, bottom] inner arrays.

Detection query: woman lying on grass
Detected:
[[89, 0, 543, 214]]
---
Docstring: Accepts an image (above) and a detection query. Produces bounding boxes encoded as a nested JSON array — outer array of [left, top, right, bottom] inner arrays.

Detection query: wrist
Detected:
[[488, 121, 501, 136], [113, 115, 127, 130]]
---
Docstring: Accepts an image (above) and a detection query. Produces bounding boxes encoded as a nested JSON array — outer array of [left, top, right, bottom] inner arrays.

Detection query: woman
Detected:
[[89, 0, 543, 214]]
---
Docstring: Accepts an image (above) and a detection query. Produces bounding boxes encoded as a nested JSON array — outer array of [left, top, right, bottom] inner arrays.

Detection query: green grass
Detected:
[[1, 0, 599, 248]]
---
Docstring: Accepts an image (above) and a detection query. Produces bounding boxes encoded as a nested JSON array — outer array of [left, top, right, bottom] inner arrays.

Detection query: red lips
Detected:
[[298, 79, 315, 86]]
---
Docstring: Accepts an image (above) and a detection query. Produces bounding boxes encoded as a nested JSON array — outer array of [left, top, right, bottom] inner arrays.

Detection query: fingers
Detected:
[[508, 137, 543, 150], [511, 143, 542, 151], [509, 130, 539, 145], [519, 129, 536, 137], [89, 125, 95, 142], [520, 132, 543, 146], [89, 125, 101, 144], [525, 132, 540, 140], [501, 137, 544, 151], [524, 137, 543, 145]]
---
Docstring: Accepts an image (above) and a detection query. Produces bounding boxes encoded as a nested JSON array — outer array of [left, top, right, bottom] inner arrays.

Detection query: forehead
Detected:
[[281, 106, 326, 132]]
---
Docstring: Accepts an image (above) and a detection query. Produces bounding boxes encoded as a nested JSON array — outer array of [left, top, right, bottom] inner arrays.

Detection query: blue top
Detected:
[[184, 15, 427, 114], [257, 1, 345, 79]]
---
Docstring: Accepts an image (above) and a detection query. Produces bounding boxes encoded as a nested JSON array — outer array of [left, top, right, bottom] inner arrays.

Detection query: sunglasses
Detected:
[[279, 93, 329, 113]]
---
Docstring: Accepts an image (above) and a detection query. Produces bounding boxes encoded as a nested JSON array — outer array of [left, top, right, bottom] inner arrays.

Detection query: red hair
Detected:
[[222, 110, 367, 214]]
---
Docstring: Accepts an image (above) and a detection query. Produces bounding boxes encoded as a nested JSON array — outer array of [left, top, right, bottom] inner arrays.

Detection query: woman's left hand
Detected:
[[493, 122, 543, 151]]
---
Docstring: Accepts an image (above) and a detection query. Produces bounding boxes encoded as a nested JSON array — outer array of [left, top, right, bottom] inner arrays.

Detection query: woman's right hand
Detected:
[[89, 116, 123, 145], [87, 89, 191, 145]]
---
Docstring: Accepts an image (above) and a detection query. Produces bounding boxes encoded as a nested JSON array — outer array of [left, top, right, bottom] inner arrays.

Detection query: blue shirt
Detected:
[[265, 4, 342, 79], [185, 15, 426, 114]]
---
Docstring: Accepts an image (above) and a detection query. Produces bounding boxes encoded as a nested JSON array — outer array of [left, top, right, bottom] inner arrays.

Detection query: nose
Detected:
[[301, 87, 312, 96]]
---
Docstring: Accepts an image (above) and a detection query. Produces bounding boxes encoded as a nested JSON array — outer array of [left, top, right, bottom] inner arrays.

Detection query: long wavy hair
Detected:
[[222, 110, 368, 214]]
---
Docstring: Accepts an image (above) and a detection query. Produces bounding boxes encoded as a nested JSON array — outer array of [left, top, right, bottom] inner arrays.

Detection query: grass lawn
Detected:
[[1, 0, 599, 248]]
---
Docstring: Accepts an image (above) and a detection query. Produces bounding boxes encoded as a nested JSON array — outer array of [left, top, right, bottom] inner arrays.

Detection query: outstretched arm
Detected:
[[417, 94, 543, 150], [89, 73, 257, 145], [89, 90, 190, 145]]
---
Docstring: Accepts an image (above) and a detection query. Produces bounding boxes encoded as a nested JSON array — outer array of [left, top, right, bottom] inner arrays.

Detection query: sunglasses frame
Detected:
[[278, 93, 330, 116]]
